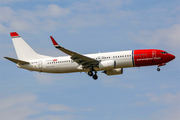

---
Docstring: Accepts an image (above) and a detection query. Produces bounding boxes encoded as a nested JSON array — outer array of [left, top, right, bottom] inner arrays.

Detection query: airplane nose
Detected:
[[169, 54, 175, 61]]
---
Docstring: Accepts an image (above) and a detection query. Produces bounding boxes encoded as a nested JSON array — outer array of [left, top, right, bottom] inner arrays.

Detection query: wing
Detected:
[[50, 36, 99, 69]]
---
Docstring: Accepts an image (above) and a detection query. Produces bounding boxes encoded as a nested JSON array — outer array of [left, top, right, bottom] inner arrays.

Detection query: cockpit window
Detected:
[[161, 52, 168, 54]]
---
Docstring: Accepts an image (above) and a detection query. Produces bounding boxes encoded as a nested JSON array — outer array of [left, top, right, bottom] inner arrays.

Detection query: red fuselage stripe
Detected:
[[132, 49, 174, 67]]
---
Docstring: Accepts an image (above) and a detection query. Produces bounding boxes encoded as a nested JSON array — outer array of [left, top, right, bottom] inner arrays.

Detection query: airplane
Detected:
[[4, 32, 175, 80]]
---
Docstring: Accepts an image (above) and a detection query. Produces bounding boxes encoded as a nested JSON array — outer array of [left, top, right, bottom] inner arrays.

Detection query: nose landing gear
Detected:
[[157, 63, 166, 71], [157, 67, 160, 71]]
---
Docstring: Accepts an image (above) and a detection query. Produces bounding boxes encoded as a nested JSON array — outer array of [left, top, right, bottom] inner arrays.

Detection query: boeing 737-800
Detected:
[[4, 32, 175, 80]]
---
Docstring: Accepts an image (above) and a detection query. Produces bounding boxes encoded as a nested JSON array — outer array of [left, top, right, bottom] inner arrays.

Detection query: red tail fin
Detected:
[[10, 32, 20, 37]]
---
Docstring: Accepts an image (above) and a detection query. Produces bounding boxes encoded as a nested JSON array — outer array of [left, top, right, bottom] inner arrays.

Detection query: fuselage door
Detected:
[[38, 61, 42, 69], [101, 56, 105, 60], [152, 51, 156, 58]]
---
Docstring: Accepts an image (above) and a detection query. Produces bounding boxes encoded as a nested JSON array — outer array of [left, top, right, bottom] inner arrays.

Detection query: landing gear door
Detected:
[[38, 61, 42, 69]]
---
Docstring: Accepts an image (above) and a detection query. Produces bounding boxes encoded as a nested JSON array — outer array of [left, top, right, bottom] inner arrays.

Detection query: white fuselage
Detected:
[[19, 50, 134, 73], [7, 32, 175, 80]]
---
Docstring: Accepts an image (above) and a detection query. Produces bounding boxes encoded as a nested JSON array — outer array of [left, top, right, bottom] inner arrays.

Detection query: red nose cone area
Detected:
[[170, 54, 175, 61]]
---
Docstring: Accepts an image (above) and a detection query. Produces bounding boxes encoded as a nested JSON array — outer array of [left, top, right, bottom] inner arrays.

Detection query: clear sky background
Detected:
[[0, 0, 180, 120]]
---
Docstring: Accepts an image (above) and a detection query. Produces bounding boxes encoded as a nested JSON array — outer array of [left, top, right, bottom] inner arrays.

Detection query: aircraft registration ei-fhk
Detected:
[[5, 32, 175, 80]]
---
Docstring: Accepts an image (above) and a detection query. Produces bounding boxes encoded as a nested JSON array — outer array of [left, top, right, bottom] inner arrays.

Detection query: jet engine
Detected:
[[98, 60, 116, 70], [103, 68, 123, 75]]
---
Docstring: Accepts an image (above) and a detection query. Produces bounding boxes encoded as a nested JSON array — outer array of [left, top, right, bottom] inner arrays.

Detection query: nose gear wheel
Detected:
[[157, 67, 160, 71]]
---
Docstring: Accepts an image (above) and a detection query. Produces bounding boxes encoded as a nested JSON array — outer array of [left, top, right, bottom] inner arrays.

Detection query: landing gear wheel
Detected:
[[88, 71, 93, 76], [157, 68, 160, 71], [93, 74, 98, 80]]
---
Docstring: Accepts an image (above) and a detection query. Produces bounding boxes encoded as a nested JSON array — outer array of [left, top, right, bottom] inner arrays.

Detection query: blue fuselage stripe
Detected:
[[132, 50, 135, 67]]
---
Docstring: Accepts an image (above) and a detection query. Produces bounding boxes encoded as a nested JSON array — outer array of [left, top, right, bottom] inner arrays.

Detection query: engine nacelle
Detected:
[[99, 60, 116, 70], [103, 68, 123, 75]]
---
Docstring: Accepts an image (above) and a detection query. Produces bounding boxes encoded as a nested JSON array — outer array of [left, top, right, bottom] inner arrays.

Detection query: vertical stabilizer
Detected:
[[10, 32, 51, 61]]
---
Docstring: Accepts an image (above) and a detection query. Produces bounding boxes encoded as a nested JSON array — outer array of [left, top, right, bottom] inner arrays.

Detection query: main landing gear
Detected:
[[88, 70, 98, 80], [88, 71, 93, 76]]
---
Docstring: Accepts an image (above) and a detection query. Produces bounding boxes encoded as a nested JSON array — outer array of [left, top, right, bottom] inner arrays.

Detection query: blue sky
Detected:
[[0, 0, 180, 120]]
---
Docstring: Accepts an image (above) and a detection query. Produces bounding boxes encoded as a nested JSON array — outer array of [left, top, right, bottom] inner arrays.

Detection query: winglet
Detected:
[[50, 36, 61, 48], [10, 32, 20, 38]]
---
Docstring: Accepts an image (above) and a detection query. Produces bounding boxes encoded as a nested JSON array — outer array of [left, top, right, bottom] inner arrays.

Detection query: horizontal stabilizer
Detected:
[[4, 57, 29, 64]]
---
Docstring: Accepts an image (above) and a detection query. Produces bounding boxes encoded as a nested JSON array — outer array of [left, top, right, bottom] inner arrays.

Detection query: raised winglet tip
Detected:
[[50, 36, 59, 46], [10, 32, 19, 37]]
